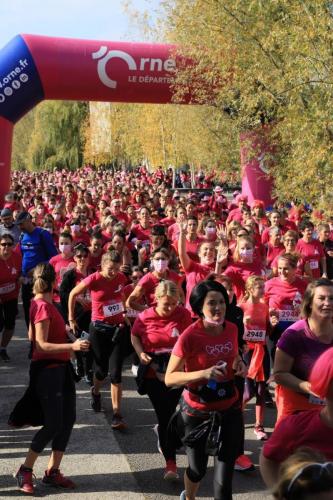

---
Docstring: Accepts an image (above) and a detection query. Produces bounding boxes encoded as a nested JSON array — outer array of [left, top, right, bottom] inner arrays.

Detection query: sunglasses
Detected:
[[0, 242, 13, 247], [75, 254, 88, 259], [287, 462, 333, 497]]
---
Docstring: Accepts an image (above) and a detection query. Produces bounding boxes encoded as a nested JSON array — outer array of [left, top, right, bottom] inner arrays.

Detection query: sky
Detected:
[[0, 0, 162, 49]]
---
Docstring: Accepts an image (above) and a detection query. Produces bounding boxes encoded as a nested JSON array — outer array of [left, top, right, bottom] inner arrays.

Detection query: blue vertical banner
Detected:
[[0, 35, 44, 123]]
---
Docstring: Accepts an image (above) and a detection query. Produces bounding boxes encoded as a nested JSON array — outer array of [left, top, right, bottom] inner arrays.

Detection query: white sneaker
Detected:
[[131, 364, 138, 376]]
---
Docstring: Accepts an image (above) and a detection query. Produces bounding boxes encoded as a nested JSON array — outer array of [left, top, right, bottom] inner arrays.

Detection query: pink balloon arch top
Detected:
[[0, 34, 273, 204]]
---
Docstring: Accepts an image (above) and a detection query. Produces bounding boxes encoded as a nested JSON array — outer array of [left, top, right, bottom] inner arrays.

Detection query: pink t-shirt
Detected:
[[184, 260, 214, 314], [172, 319, 239, 412], [83, 271, 127, 324], [263, 409, 333, 462], [132, 305, 192, 352], [30, 299, 70, 361], [224, 261, 264, 301], [131, 224, 151, 244], [49, 254, 75, 303], [137, 270, 183, 307], [265, 276, 307, 325], [266, 243, 284, 268], [296, 238, 324, 278]]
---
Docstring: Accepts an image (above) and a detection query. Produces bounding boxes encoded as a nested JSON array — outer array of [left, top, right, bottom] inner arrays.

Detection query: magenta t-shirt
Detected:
[[277, 319, 333, 380]]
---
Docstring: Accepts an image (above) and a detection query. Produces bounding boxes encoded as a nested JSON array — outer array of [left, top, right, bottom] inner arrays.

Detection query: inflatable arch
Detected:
[[0, 34, 273, 204]]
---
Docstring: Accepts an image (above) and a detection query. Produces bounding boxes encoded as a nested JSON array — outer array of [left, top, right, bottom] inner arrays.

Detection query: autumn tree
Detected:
[[161, 0, 333, 205]]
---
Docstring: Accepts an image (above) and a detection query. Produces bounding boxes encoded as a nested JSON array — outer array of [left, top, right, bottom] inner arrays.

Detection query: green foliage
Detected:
[[161, 0, 333, 205], [12, 101, 88, 171]]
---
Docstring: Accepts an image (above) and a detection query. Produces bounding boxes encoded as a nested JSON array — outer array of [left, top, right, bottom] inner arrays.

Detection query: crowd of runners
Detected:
[[1, 163, 333, 499]]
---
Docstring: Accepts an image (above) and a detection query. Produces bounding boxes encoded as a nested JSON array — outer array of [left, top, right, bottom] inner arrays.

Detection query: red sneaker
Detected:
[[15, 465, 35, 494], [42, 469, 76, 489], [234, 454, 255, 472], [164, 460, 179, 481]]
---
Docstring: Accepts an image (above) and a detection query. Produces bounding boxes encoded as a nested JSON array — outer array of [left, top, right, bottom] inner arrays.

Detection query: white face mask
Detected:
[[153, 259, 168, 272], [239, 248, 254, 258], [203, 316, 225, 326], [59, 244, 72, 254], [71, 224, 80, 233], [206, 227, 216, 236]]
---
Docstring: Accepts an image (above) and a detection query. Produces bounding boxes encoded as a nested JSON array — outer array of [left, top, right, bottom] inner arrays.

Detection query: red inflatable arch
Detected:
[[0, 34, 273, 204]]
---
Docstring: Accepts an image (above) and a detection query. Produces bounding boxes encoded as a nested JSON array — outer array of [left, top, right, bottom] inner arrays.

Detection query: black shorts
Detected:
[[0, 298, 18, 331], [89, 323, 132, 383]]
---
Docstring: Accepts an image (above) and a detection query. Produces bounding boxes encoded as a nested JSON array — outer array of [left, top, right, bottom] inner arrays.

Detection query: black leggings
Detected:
[[31, 365, 76, 454], [0, 298, 18, 331], [22, 282, 33, 328], [182, 408, 243, 500], [145, 378, 183, 461], [89, 323, 132, 383]]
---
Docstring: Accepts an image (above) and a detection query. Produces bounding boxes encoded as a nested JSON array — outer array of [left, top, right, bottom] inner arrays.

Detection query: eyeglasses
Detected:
[[287, 462, 333, 497], [0, 242, 13, 247]]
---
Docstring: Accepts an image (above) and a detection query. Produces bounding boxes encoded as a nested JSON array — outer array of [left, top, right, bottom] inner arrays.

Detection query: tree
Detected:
[[161, 0, 333, 205]]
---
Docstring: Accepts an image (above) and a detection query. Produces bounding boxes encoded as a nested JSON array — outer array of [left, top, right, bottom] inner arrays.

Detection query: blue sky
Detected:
[[0, 0, 162, 48]]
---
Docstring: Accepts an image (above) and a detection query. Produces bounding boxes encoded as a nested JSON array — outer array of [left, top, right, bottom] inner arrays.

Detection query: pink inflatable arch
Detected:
[[0, 34, 273, 204]]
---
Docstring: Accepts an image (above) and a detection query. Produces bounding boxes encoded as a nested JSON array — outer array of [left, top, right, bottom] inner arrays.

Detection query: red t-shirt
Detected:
[[184, 260, 214, 313], [137, 270, 183, 307], [83, 271, 127, 324], [296, 238, 324, 278], [160, 217, 176, 228], [224, 261, 264, 301], [30, 299, 70, 361], [173, 237, 203, 263], [172, 319, 239, 412], [131, 224, 151, 244], [266, 243, 284, 268], [0, 253, 22, 302], [263, 409, 333, 462], [72, 231, 91, 246], [265, 277, 307, 324], [49, 254, 75, 303], [168, 222, 180, 242], [132, 305, 192, 353], [88, 252, 104, 273]]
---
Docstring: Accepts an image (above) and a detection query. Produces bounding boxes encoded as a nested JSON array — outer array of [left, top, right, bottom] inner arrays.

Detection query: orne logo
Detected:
[[92, 46, 176, 89]]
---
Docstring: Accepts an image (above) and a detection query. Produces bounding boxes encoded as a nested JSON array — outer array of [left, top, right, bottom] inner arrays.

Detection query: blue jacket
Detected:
[[19, 227, 58, 276]]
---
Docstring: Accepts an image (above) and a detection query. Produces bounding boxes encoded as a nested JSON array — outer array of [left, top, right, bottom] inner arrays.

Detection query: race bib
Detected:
[[310, 260, 319, 270], [278, 309, 299, 323], [243, 328, 266, 342], [126, 308, 138, 318], [103, 302, 124, 317], [309, 394, 326, 406], [0, 282, 15, 294]]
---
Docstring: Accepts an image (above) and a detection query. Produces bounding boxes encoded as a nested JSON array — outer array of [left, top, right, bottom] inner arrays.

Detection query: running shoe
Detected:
[[131, 364, 139, 376], [15, 465, 35, 494], [254, 424, 268, 441], [111, 413, 127, 430], [164, 460, 179, 481], [153, 424, 162, 454], [0, 349, 10, 361], [42, 468, 76, 488], [90, 387, 101, 412], [179, 490, 186, 500], [234, 454, 255, 471]]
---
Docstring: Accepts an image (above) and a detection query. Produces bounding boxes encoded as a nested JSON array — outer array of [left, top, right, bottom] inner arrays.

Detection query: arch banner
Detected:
[[0, 34, 273, 204]]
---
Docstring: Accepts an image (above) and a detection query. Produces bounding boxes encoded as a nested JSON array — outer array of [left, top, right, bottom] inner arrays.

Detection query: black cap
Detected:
[[0, 208, 12, 217], [14, 211, 32, 225]]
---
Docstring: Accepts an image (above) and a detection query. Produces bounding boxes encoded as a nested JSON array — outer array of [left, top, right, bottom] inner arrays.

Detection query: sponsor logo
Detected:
[[92, 46, 176, 89]]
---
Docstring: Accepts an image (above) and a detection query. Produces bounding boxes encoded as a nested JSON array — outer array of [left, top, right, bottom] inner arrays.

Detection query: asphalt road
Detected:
[[0, 310, 275, 499]]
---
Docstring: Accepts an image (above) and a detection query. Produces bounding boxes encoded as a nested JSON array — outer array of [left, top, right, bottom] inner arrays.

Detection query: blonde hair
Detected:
[[155, 280, 179, 301], [233, 235, 254, 262], [227, 221, 242, 241], [272, 448, 332, 500], [33, 263, 56, 295], [243, 275, 264, 301]]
